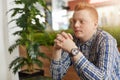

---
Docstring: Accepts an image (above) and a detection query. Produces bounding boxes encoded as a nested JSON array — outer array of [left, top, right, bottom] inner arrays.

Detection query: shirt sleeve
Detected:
[[73, 37, 120, 80], [50, 51, 72, 80]]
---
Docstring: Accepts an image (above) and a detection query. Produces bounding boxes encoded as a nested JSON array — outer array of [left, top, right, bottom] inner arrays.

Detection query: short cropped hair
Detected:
[[74, 2, 98, 22]]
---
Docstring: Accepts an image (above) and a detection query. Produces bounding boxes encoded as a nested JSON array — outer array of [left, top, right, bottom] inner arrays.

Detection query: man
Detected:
[[50, 2, 120, 80]]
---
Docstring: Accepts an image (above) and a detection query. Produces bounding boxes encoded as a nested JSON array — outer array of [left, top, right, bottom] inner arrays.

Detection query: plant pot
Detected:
[[19, 69, 44, 80]]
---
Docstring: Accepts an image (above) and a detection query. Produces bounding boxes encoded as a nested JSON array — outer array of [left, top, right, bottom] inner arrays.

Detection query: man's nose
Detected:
[[74, 21, 81, 27]]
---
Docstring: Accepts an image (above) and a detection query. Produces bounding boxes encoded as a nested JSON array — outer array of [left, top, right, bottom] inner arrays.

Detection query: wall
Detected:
[[0, 0, 11, 80], [0, 0, 19, 80], [0, 0, 8, 80]]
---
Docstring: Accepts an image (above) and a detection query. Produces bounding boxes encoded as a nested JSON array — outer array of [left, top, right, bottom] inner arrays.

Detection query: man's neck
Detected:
[[79, 29, 97, 43]]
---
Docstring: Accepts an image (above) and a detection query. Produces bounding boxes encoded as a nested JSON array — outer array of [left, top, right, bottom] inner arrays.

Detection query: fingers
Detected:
[[67, 33, 73, 40], [54, 39, 62, 48], [55, 32, 73, 43], [56, 34, 65, 42], [61, 32, 69, 39], [54, 33, 65, 49], [54, 32, 73, 49]]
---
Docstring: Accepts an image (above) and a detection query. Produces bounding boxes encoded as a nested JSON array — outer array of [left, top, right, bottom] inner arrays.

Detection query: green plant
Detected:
[[34, 32, 58, 46], [8, 0, 50, 74], [33, 29, 74, 46]]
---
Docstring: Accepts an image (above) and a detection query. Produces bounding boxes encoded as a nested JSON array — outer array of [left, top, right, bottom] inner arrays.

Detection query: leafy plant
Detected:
[[8, 0, 50, 74], [33, 29, 74, 46]]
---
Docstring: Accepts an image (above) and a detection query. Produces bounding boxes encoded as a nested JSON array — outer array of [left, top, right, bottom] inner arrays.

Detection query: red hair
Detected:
[[74, 2, 98, 22]]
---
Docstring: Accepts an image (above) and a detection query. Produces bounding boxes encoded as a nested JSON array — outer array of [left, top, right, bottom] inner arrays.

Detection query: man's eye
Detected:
[[72, 20, 76, 24], [79, 20, 84, 23]]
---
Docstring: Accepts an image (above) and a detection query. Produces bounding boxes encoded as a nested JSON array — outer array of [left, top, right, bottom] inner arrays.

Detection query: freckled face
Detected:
[[71, 10, 97, 42]]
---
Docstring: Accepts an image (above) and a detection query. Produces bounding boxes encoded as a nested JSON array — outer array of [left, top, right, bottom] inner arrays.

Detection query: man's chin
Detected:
[[75, 34, 83, 38]]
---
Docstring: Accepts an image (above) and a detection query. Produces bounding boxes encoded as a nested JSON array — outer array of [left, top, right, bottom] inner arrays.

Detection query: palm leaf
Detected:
[[9, 57, 27, 74], [33, 59, 43, 68]]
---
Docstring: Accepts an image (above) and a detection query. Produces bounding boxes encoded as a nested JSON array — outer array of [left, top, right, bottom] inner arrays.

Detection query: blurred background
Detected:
[[52, 0, 120, 30]]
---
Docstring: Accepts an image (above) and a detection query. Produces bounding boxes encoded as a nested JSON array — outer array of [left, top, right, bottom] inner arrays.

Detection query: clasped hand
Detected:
[[54, 32, 77, 53]]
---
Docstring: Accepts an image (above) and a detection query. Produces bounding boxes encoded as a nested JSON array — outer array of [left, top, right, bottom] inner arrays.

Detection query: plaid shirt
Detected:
[[50, 28, 120, 80]]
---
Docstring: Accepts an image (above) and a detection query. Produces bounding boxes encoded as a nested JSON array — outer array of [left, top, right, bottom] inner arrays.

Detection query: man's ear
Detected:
[[94, 20, 98, 28]]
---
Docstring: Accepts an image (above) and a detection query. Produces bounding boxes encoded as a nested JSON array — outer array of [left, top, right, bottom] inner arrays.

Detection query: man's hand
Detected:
[[54, 32, 77, 53], [53, 31, 83, 62]]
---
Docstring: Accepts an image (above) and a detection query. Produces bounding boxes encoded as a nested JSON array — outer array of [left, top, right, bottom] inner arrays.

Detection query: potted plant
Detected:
[[8, 0, 50, 79]]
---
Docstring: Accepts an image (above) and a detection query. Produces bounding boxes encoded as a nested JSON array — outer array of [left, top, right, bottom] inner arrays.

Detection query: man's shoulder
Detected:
[[97, 28, 115, 40]]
